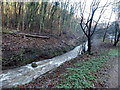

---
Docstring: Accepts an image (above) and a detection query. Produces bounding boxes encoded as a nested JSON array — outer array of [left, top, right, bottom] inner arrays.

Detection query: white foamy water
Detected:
[[0, 42, 88, 88]]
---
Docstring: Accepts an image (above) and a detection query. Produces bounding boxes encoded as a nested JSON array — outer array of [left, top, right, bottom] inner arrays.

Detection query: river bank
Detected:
[[2, 28, 85, 70]]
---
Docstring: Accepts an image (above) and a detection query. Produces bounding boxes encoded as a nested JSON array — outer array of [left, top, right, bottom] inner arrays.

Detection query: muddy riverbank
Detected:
[[2, 32, 86, 70]]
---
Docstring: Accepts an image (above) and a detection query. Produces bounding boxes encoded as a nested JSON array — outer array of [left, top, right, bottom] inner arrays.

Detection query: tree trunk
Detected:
[[103, 29, 107, 42], [113, 41, 117, 46], [113, 22, 120, 46], [22, 4, 25, 31], [113, 39, 119, 46], [39, 2, 44, 33], [2, 2, 4, 27], [113, 33, 120, 46], [14, 2, 17, 28], [87, 36, 91, 54], [17, 3, 22, 30]]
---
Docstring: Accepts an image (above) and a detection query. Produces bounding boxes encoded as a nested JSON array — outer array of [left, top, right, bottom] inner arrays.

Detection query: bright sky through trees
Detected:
[[74, 0, 115, 22], [3, 0, 116, 22], [49, 0, 116, 22]]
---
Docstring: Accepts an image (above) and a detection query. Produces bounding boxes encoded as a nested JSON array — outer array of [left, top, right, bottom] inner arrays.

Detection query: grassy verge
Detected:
[[108, 48, 119, 56], [56, 56, 109, 88]]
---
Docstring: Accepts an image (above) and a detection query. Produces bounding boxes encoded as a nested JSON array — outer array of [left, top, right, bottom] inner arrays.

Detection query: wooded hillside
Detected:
[[2, 1, 82, 35]]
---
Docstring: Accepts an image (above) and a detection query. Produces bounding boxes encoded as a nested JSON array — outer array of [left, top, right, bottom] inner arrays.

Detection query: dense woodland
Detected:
[[2, 1, 82, 35]]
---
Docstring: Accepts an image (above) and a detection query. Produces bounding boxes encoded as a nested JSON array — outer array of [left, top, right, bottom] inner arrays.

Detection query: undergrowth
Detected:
[[56, 56, 108, 88], [108, 48, 119, 56]]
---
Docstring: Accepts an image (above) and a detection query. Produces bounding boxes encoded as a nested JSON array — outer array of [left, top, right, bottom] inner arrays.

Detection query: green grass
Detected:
[[101, 46, 120, 56], [56, 56, 108, 88], [108, 48, 119, 56], [100, 50, 109, 55]]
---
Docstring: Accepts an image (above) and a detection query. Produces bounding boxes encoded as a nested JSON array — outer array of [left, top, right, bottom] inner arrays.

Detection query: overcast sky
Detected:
[[72, 0, 116, 23], [50, 0, 116, 23]]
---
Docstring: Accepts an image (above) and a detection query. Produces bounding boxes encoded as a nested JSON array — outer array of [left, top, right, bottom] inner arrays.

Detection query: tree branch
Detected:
[[80, 17, 88, 37]]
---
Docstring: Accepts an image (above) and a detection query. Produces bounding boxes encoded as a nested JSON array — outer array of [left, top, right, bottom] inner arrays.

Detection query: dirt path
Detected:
[[104, 50, 118, 88], [97, 55, 118, 88], [92, 38, 119, 88], [108, 62, 118, 88]]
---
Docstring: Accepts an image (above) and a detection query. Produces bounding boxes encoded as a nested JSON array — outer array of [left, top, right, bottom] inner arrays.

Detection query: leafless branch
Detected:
[[90, 0, 109, 36]]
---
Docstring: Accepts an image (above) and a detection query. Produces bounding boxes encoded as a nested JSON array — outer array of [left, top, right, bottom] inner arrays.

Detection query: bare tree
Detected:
[[113, 0, 120, 46], [17, 2, 22, 30], [22, 3, 25, 31], [113, 21, 120, 46], [79, 0, 108, 54], [102, 12, 113, 42], [1, 2, 4, 27]]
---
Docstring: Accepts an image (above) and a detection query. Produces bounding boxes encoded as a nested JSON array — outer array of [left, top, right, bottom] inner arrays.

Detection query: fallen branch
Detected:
[[19, 33, 50, 39], [3, 28, 50, 39], [5, 32, 50, 39]]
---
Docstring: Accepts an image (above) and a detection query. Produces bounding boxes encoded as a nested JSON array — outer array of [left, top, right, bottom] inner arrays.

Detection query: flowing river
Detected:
[[0, 41, 88, 88]]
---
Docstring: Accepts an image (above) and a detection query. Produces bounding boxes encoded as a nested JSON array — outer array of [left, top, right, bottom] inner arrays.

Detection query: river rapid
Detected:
[[0, 41, 88, 88]]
